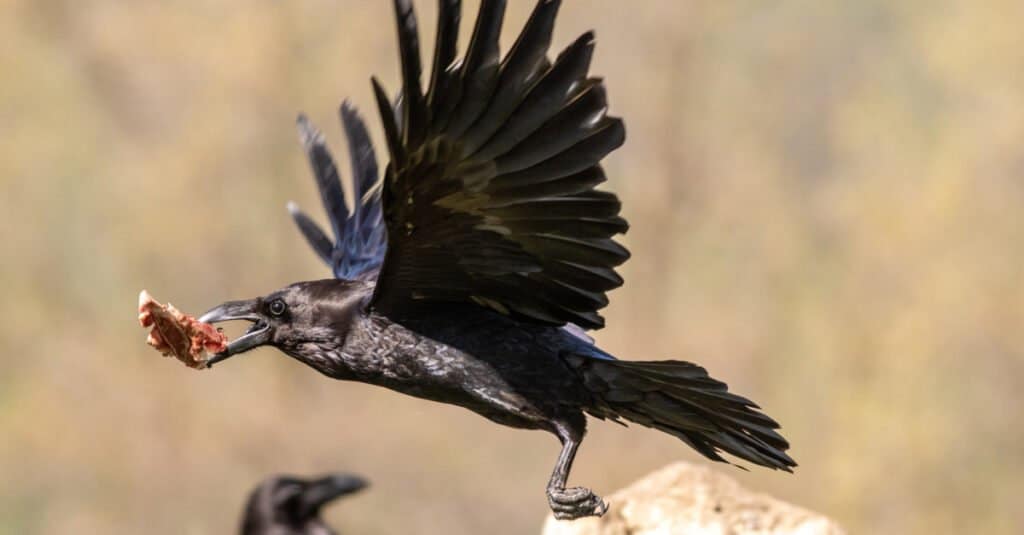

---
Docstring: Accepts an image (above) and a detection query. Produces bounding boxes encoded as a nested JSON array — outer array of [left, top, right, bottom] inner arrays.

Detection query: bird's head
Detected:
[[199, 278, 370, 370], [241, 473, 367, 535]]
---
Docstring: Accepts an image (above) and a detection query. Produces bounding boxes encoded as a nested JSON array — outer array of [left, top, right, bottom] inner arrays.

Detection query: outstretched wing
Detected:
[[288, 104, 386, 280], [369, 0, 628, 329]]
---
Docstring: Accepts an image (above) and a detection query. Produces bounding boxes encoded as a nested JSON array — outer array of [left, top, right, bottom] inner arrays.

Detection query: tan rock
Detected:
[[542, 462, 844, 535]]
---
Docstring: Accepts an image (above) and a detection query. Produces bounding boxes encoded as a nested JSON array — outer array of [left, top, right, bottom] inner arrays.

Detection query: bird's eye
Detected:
[[268, 299, 287, 317]]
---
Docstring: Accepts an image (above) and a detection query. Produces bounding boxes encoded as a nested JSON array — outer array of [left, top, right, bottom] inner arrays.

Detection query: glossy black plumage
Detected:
[[200, 0, 795, 522], [370, 2, 628, 330]]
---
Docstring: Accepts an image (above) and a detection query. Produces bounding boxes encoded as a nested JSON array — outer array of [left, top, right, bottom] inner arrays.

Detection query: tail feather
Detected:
[[566, 354, 796, 472]]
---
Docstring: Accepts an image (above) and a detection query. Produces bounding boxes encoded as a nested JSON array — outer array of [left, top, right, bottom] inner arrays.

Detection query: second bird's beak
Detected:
[[298, 474, 368, 517], [198, 299, 270, 366]]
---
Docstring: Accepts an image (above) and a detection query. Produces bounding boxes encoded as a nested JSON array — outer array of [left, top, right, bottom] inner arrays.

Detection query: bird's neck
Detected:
[[285, 312, 458, 398], [281, 312, 392, 381]]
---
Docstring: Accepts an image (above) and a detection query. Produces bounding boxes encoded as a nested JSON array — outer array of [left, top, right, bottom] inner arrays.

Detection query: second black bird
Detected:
[[241, 473, 366, 535]]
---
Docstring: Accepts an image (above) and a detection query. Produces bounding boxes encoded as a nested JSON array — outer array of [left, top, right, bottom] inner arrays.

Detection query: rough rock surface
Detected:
[[542, 462, 845, 535]]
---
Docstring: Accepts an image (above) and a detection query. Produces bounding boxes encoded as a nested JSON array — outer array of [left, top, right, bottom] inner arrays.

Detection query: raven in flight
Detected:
[[200, 0, 795, 520], [241, 473, 366, 535]]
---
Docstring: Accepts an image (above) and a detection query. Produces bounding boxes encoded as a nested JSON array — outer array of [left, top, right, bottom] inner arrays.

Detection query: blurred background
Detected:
[[2, 1, 1022, 533]]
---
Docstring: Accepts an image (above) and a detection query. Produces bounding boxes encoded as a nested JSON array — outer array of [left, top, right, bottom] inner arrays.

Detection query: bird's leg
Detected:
[[546, 422, 608, 520]]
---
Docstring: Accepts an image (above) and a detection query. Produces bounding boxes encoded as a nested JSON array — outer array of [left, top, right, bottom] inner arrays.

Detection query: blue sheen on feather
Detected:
[[291, 113, 388, 281]]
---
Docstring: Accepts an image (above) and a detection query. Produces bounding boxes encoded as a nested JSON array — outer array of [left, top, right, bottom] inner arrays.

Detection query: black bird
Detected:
[[200, 0, 796, 520], [240, 473, 366, 535]]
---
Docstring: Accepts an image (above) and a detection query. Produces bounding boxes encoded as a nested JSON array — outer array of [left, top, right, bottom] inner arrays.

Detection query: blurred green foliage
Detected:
[[2, 1, 1022, 533]]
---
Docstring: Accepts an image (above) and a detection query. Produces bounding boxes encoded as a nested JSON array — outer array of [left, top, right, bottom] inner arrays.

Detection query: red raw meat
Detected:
[[138, 290, 227, 369]]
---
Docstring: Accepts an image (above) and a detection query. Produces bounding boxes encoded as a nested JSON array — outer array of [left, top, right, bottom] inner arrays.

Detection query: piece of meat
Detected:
[[138, 290, 227, 369]]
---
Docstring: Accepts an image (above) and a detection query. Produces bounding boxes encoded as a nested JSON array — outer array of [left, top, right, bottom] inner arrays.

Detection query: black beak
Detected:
[[198, 299, 270, 366], [298, 474, 368, 517]]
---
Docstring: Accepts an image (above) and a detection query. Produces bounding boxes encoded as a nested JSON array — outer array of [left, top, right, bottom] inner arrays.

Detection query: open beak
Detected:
[[298, 474, 368, 516], [198, 299, 270, 366]]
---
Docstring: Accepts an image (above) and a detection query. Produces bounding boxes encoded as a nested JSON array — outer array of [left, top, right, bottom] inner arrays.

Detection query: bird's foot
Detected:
[[547, 486, 608, 520]]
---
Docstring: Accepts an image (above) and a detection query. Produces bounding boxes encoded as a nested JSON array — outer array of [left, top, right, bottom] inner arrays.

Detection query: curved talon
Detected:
[[548, 486, 608, 520]]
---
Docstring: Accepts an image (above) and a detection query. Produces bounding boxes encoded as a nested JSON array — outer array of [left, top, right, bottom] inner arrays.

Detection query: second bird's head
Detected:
[[240, 473, 367, 535], [199, 279, 369, 370]]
